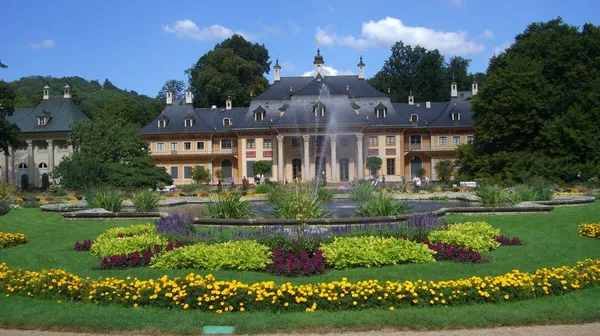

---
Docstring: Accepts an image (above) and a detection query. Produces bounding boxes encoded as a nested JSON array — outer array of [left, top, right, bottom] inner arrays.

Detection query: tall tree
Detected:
[[157, 79, 186, 101], [445, 56, 472, 92], [457, 18, 600, 183], [186, 34, 270, 108], [0, 62, 19, 156]]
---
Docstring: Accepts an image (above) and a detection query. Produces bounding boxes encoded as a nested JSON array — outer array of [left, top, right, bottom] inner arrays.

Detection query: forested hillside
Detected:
[[9, 76, 162, 126]]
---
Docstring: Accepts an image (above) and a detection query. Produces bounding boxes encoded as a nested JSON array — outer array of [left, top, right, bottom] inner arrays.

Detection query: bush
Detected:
[[424, 240, 483, 263], [20, 174, 28, 190], [90, 233, 168, 258], [155, 214, 196, 242], [495, 236, 522, 245], [320, 236, 435, 269], [428, 221, 501, 254], [0, 183, 16, 202], [316, 187, 334, 202], [73, 239, 92, 251], [132, 189, 162, 211], [475, 184, 508, 204], [0, 232, 27, 249], [349, 181, 375, 202], [269, 184, 328, 220], [506, 184, 540, 204], [353, 193, 411, 217], [95, 223, 156, 241], [0, 202, 10, 216], [266, 248, 326, 277], [21, 201, 41, 208], [255, 183, 270, 194], [88, 188, 124, 212], [98, 242, 187, 269], [525, 176, 554, 201], [151, 240, 271, 271], [205, 192, 251, 219]]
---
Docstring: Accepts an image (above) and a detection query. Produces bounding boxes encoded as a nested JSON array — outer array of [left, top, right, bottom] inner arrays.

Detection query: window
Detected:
[[223, 118, 232, 126], [467, 135, 474, 144], [368, 136, 378, 147], [291, 137, 301, 148], [451, 112, 460, 121], [185, 119, 193, 127], [338, 136, 349, 147], [158, 120, 166, 128], [196, 141, 205, 150], [170, 166, 179, 179], [157, 143, 165, 152], [184, 166, 192, 179], [37, 117, 46, 126], [410, 135, 422, 146], [170, 142, 178, 151], [314, 107, 325, 117], [410, 114, 418, 122], [376, 109, 386, 119], [221, 139, 232, 149], [184, 142, 191, 151], [386, 136, 395, 146], [255, 111, 265, 121], [263, 138, 272, 148], [246, 139, 255, 148], [453, 136, 461, 145], [439, 136, 447, 146], [386, 158, 395, 175]]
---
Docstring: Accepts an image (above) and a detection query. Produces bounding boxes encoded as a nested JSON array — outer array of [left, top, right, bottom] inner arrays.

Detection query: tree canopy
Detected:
[[368, 41, 485, 102], [157, 79, 186, 101], [186, 34, 271, 108], [0, 80, 19, 156], [457, 18, 600, 184]]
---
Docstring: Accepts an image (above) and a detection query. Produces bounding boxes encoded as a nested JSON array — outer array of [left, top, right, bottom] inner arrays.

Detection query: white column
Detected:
[[302, 135, 310, 181], [1, 150, 7, 183], [277, 135, 284, 182], [10, 147, 15, 185], [330, 134, 337, 182], [26, 140, 34, 187], [356, 134, 364, 180], [47, 140, 54, 172]]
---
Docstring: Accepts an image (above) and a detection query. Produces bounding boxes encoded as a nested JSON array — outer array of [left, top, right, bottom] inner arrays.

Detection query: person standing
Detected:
[[402, 176, 407, 192], [413, 176, 421, 192]]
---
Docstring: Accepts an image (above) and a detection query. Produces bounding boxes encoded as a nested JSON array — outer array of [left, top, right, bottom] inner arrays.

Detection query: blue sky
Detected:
[[1, 0, 597, 98]]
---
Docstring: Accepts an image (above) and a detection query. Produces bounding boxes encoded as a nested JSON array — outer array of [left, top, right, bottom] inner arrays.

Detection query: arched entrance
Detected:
[[339, 158, 349, 181], [410, 156, 423, 178], [38, 163, 48, 187], [220, 159, 233, 183], [18, 163, 28, 188], [292, 158, 302, 180]]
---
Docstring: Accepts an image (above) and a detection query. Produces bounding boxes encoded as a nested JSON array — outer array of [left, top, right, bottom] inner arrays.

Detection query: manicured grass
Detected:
[[1, 203, 600, 333]]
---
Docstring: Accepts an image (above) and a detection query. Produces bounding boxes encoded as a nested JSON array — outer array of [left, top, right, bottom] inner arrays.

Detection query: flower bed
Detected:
[[579, 223, 600, 239], [1, 259, 598, 313], [0, 232, 27, 249]]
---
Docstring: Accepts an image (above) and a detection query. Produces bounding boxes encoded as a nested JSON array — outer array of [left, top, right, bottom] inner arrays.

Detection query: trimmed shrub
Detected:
[[320, 236, 435, 269], [89, 188, 124, 212], [132, 189, 162, 211], [95, 223, 156, 241], [205, 192, 251, 219], [353, 193, 411, 217], [150, 240, 271, 271], [266, 248, 326, 277], [90, 233, 168, 258], [428, 221, 501, 253]]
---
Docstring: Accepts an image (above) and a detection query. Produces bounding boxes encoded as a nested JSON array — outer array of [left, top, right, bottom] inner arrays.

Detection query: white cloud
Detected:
[[482, 29, 495, 39], [315, 17, 485, 56], [493, 42, 511, 55], [289, 20, 301, 34], [163, 19, 258, 41], [27, 39, 55, 50], [301, 66, 354, 77], [443, 0, 465, 7]]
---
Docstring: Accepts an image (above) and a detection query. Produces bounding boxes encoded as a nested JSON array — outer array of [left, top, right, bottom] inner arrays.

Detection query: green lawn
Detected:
[[1, 204, 600, 333]]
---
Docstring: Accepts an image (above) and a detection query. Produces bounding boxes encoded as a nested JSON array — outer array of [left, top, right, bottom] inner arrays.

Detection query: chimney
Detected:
[[185, 87, 193, 104], [166, 90, 173, 105], [471, 77, 478, 96], [211, 105, 217, 110], [63, 84, 71, 99], [426, 101, 431, 109], [273, 58, 281, 82], [451, 77, 458, 98], [225, 96, 232, 110], [43, 85, 50, 100], [357, 56, 365, 80], [408, 92, 414, 105]]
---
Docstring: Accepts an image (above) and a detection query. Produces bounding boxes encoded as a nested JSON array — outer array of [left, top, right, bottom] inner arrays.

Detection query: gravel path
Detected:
[[1, 323, 599, 336]]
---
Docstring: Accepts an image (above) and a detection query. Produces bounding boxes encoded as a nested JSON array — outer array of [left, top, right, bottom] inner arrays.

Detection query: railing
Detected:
[[157, 148, 238, 156], [404, 144, 459, 151]]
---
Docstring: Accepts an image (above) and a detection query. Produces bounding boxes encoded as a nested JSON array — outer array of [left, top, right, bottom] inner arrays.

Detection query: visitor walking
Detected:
[[413, 176, 421, 193], [402, 176, 407, 192]]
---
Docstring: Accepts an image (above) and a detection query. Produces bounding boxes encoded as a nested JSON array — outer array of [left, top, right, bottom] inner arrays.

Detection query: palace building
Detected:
[[141, 50, 477, 185], [1, 85, 88, 187]]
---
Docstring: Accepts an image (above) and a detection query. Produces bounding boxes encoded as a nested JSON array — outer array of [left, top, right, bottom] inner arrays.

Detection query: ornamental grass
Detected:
[[0, 259, 598, 313]]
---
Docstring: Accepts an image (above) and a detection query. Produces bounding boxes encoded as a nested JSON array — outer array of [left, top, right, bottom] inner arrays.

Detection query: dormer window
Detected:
[[184, 119, 193, 127], [255, 111, 265, 121], [451, 112, 460, 121], [223, 118, 232, 126], [374, 102, 387, 119], [410, 114, 418, 122], [313, 101, 326, 118], [158, 120, 167, 128], [37, 117, 47, 126]]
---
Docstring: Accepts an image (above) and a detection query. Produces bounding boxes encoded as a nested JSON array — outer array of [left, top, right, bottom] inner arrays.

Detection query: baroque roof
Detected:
[[7, 96, 89, 133]]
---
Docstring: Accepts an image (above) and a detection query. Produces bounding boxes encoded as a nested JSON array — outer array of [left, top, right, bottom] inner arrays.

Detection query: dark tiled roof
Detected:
[[7, 97, 89, 133], [392, 98, 474, 128]]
